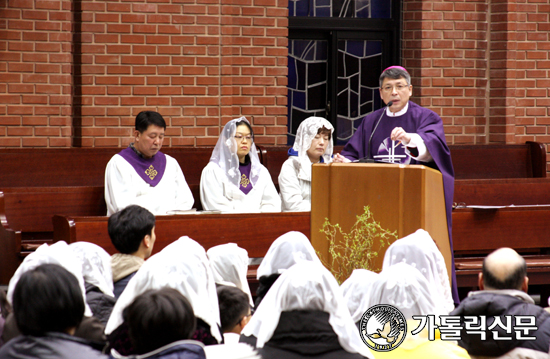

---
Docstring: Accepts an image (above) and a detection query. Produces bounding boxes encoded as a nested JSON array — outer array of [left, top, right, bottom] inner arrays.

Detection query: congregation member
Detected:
[[207, 243, 254, 306], [333, 66, 458, 303], [217, 286, 252, 344], [105, 236, 221, 355], [0, 264, 107, 359], [200, 117, 281, 213], [105, 110, 194, 216], [451, 248, 550, 358], [70, 242, 116, 325], [254, 231, 322, 307], [340, 269, 379, 325], [241, 261, 375, 359], [111, 288, 205, 359], [364, 263, 470, 359], [108, 205, 156, 299], [0, 290, 10, 348], [382, 229, 454, 314], [278, 116, 334, 212], [2, 241, 106, 345]]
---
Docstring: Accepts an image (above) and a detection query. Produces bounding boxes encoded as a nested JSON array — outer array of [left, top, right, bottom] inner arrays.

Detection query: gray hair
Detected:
[[379, 68, 411, 88]]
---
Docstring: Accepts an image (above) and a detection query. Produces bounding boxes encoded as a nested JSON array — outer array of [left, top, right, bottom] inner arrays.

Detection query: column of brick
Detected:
[[0, 0, 72, 147], [514, 0, 550, 171], [402, 0, 489, 145], [487, 0, 518, 144], [219, 0, 288, 146]]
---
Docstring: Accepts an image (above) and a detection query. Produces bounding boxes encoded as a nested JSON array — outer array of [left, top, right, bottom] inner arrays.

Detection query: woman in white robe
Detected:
[[278, 117, 334, 212], [200, 117, 281, 213]]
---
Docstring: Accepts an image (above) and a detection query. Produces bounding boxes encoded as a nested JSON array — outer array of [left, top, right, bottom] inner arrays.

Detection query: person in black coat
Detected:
[[451, 248, 550, 356], [241, 261, 374, 359], [0, 264, 107, 359]]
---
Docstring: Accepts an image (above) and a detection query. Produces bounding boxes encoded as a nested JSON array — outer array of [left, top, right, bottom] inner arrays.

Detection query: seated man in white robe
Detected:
[[105, 111, 194, 216]]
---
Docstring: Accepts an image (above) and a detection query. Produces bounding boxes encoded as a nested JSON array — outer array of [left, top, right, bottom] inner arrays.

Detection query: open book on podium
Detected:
[[310, 162, 452, 284]]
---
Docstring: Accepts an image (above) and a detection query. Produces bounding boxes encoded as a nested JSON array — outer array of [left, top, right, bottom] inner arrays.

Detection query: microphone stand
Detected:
[[356, 101, 393, 163]]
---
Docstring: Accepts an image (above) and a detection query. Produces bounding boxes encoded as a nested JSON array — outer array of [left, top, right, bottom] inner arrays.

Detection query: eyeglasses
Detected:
[[381, 84, 409, 93], [234, 135, 253, 142]]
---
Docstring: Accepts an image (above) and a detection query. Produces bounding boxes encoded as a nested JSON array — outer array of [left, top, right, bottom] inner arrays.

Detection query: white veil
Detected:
[[105, 236, 222, 342], [364, 262, 439, 320], [256, 231, 321, 278], [70, 241, 114, 297], [382, 229, 454, 314], [7, 241, 93, 316], [207, 243, 254, 306], [340, 269, 379, 323], [209, 117, 262, 188], [292, 116, 334, 180], [242, 261, 374, 358]]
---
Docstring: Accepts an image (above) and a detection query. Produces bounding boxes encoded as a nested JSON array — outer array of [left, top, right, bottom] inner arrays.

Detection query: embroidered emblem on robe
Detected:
[[240, 173, 250, 188], [145, 165, 158, 180]]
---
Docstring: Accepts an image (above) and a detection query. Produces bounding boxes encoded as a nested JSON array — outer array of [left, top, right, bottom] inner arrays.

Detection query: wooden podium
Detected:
[[311, 162, 452, 283]]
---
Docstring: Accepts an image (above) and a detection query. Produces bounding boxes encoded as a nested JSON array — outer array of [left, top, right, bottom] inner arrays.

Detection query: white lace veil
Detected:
[[292, 117, 334, 180], [365, 262, 438, 319], [256, 231, 322, 278], [340, 269, 379, 323], [206, 243, 254, 306], [105, 236, 222, 342], [382, 229, 454, 314], [70, 241, 114, 297], [209, 117, 262, 188], [242, 261, 374, 358], [7, 241, 93, 316]]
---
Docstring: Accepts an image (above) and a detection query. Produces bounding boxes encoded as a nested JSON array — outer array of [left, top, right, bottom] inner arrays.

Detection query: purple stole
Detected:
[[239, 161, 253, 195], [118, 147, 167, 187]]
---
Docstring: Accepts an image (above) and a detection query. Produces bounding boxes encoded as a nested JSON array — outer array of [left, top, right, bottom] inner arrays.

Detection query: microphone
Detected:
[[356, 101, 393, 163]]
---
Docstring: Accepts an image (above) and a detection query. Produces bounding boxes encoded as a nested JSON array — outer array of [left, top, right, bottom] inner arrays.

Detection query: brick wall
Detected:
[[2, 0, 550, 165], [402, 0, 550, 171], [0, 0, 289, 147]]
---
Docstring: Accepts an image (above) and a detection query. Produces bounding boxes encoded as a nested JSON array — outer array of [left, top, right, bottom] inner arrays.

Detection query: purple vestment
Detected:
[[341, 101, 459, 304], [239, 161, 253, 195], [118, 147, 167, 187]]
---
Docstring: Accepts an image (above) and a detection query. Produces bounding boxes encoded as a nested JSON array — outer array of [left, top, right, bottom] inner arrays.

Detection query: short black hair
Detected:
[[13, 264, 84, 336], [135, 111, 166, 133], [124, 288, 196, 354], [108, 205, 155, 254], [217, 286, 250, 333], [235, 119, 254, 139], [482, 256, 527, 290]]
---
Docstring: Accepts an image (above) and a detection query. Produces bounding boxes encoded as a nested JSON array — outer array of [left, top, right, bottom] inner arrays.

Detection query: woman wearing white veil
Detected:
[[70, 242, 115, 325], [340, 269, 379, 325], [253, 231, 322, 308], [105, 236, 222, 355], [241, 261, 374, 359], [200, 117, 281, 213], [382, 229, 454, 314], [279, 116, 334, 212], [207, 243, 254, 307], [363, 263, 469, 359], [4, 241, 107, 345]]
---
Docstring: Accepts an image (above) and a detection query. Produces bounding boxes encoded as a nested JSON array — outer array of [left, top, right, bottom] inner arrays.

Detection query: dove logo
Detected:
[[359, 304, 407, 352]]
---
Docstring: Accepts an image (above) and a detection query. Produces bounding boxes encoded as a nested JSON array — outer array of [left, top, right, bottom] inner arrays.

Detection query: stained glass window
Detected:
[[287, 40, 328, 144], [336, 40, 382, 143], [289, 0, 391, 18]]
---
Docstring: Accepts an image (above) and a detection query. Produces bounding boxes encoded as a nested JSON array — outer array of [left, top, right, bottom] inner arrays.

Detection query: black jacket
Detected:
[[0, 332, 107, 359], [86, 283, 116, 326], [450, 290, 550, 356], [255, 310, 370, 359]]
